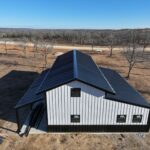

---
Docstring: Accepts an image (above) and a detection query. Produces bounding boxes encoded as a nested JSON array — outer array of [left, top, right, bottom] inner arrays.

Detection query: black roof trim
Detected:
[[37, 78, 75, 94], [15, 98, 43, 109], [37, 78, 114, 95]]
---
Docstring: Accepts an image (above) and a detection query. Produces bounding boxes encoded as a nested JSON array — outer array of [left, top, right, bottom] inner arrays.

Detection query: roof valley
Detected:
[[36, 69, 50, 94], [87, 54, 115, 94], [98, 66, 115, 94]]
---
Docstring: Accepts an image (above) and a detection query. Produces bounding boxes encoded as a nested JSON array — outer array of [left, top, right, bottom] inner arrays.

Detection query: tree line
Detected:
[[0, 28, 150, 46], [0, 28, 150, 79]]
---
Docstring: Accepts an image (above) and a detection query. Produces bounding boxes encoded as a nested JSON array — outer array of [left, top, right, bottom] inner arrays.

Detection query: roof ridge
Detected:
[[73, 49, 78, 78]]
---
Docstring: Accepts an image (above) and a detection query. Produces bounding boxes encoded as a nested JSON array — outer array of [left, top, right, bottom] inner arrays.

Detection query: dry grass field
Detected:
[[0, 44, 150, 150]]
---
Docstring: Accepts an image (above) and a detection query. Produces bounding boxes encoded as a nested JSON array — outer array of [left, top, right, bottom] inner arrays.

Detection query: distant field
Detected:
[[0, 47, 150, 149]]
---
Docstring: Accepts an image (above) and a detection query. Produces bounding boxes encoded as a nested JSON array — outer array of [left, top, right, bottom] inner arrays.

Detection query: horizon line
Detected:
[[0, 27, 150, 30]]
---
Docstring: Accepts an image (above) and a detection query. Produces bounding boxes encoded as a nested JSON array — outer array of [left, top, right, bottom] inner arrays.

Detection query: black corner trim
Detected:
[[147, 111, 150, 131]]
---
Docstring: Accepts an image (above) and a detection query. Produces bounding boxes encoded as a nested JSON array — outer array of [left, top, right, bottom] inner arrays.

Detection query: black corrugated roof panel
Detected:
[[101, 67, 150, 108], [15, 69, 49, 109], [76, 50, 115, 94], [36, 52, 74, 94], [37, 50, 115, 94]]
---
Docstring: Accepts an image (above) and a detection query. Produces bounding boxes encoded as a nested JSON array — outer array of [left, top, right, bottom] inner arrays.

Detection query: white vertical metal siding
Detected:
[[46, 81, 149, 125]]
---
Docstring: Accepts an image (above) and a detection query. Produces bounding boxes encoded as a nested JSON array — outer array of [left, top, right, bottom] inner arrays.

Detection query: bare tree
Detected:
[[108, 32, 116, 56], [33, 36, 39, 58], [42, 41, 54, 70], [92, 39, 95, 51], [89, 39, 94, 51], [22, 38, 28, 58], [142, 41, 149, 57], [4, 39, 7, 54], [140, 32, 150, 57], [123, 31, 143, 79]]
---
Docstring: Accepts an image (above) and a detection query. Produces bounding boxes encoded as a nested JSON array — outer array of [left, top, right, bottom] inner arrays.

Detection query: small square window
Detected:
[[71, 115, 80, 123], [117, 115, 126, 123], [71, 88, 81, 97], [132, 115, 142, 123]]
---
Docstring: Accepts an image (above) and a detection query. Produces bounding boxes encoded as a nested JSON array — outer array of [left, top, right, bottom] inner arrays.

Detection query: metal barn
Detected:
[[15, 50, 150, 133]]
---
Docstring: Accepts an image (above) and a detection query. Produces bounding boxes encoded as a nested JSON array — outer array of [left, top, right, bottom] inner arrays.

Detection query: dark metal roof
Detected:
[[15, 69, 49, 109], [101, 67, 150, 108], [15, 50, 150, 109], [37, 50, 115, 94]]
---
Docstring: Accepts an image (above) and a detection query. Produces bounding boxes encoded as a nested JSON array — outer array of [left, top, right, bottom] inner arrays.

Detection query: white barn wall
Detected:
[[46, 81, 149, 125]]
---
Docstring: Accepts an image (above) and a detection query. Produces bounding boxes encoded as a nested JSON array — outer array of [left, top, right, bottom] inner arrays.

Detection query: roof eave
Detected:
[[15, 98, 44, 109], [105, 96, 150, 109]]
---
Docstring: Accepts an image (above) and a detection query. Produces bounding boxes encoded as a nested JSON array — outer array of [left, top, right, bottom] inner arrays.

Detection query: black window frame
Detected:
[[132, 115, 142, 123], [71, 115, 80, 123], [116, 115, 126, 123], [71, 88, 81, 97]]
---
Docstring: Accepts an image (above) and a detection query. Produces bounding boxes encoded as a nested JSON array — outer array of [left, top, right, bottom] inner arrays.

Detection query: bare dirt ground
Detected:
[[1, 40, 150, 52], [0, 44, 150, 150]]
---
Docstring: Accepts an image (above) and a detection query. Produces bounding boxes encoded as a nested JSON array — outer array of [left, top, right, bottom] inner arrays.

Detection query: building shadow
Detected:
[[0, 70, 39, 133]]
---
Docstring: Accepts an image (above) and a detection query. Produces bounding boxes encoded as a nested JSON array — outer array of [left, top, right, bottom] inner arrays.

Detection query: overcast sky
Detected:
[[0, 0, 150, 29]]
